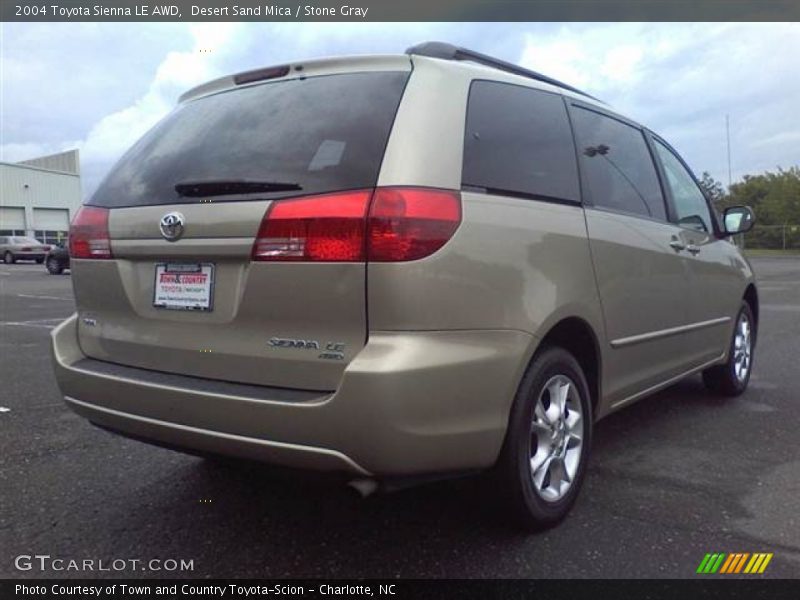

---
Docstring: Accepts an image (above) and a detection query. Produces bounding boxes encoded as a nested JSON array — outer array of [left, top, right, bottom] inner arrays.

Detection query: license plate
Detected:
[[153, 263, 214, 311]]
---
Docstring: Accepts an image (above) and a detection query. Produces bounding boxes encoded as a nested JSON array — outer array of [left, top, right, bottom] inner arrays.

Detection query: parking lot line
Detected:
[[1, 317, 68, 329], [0, 266, 44, 272], [16, 293, 72, 301]]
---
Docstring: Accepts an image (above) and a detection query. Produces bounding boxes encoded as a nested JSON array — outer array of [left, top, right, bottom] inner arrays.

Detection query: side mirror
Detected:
[[723, 206, 755, 235]]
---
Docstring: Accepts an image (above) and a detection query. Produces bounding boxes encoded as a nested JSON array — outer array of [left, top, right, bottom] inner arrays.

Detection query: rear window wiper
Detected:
[[174, 179, 302, 197]]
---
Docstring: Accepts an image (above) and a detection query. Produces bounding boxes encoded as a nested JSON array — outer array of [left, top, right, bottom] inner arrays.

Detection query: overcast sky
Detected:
[[2, 22, 798, 199]]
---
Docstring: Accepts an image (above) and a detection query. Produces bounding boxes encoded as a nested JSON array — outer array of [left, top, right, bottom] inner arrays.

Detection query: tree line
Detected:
[[698, 166, 800, 249]]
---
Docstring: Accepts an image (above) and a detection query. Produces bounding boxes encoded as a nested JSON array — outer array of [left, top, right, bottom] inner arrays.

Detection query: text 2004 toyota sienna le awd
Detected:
[[51, 43, 758, 529]]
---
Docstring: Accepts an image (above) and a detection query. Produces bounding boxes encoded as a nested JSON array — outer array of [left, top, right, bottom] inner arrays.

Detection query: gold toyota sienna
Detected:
[[51, 42, 758, 529]]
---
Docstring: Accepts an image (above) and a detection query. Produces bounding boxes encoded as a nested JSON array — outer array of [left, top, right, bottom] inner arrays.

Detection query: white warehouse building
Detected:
[[0, 149, 82, 245]]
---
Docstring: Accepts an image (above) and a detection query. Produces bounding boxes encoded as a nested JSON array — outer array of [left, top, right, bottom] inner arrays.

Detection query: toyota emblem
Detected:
[[159, 211, 185, 242]]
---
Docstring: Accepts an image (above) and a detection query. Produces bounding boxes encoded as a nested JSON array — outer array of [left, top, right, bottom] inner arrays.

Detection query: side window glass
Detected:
[[463, 81, 580, 203], [653, 140, 713, 233], [571, 107, 667, 221]]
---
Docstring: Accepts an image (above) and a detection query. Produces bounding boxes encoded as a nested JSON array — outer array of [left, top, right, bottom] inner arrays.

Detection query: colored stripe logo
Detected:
[[696, 552, 773, 574]]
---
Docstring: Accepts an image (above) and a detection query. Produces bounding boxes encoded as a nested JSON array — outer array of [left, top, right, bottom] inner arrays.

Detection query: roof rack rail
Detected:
[[405, 41, 600, 101]]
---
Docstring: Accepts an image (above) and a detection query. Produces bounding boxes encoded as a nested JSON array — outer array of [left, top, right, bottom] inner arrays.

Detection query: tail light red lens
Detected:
[[368, 187, 461, 262], [69, 206, 112, 259], [252, 187, 461, 263], [252, 190, 372, 261]]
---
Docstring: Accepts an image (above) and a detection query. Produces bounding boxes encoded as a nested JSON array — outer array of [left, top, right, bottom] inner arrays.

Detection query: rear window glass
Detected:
[[13, 237, 40, 244], [89, 71, 409, 208], [462, 80, 580, 203]]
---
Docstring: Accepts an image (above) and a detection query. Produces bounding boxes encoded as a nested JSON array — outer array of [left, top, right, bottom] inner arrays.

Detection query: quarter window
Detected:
[[653, 139, 714, 233], [463, 81, 580, 203], [571, 107, 667, 221]]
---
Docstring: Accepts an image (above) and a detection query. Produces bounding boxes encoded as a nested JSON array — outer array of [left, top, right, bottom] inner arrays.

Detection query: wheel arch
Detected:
[[534, 316, 602, 415]]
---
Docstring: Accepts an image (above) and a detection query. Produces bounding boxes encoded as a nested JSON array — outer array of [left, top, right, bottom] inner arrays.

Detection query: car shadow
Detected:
[[70, 374, 773, 578], [38, 371, 792, 580]]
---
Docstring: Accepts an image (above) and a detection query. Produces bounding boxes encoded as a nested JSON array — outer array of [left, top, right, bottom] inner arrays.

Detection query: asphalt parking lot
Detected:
[[1, 258, 799, 579]]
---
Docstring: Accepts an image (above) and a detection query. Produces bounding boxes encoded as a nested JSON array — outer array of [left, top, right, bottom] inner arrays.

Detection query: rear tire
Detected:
[[702, 301, 756, 397], [46, 257, 63, 275], [35, 257, 44, 264], [494, 346, 593, 530], [4, 252, 15, 264]]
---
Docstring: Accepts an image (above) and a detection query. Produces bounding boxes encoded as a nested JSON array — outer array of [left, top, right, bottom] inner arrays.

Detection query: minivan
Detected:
[[52, 42, 758, 529]]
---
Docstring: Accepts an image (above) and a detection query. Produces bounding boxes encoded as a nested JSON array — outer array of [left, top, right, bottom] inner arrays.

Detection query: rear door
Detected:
[[569, 103, 697, 404], [71, 68, 410, 391]]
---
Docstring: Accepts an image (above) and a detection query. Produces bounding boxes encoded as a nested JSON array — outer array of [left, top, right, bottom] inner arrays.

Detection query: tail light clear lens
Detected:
[[69, 206, 112, 259], [252, 190, 372, 262], [368, 187, 461, 262], [252, 187, 461, 263]]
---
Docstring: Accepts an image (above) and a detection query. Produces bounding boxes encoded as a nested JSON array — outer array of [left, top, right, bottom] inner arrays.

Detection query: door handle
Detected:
[[686, 244, 701, 255], [669, 239, 686, 252]]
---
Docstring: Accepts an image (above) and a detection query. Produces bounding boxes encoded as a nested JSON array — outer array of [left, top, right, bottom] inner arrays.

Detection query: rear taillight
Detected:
[[252, 190, 372, 262], [368, 187, 461, 262], [252, 187, 461, 263], [69, 206, 112, 259]]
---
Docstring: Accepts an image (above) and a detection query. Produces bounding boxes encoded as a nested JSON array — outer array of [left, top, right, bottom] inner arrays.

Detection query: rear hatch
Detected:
[[70, 65, 410, 391]]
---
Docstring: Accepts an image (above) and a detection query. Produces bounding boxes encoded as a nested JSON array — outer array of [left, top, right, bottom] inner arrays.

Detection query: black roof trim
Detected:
[[405, 41, 601, 102]]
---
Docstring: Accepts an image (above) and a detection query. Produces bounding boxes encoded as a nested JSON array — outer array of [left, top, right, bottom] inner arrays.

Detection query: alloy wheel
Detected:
[[529, 374, 584, 502], [733, 312, 752, 383]]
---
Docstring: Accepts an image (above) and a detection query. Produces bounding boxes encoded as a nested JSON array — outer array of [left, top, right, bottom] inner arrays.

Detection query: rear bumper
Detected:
[[52, 314, 533, 477]]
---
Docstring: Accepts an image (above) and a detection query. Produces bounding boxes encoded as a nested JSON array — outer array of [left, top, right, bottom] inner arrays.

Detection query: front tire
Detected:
[[703, 301, 756, 397], [4, 252, 15, 264], [495, 346, 593, 530]]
